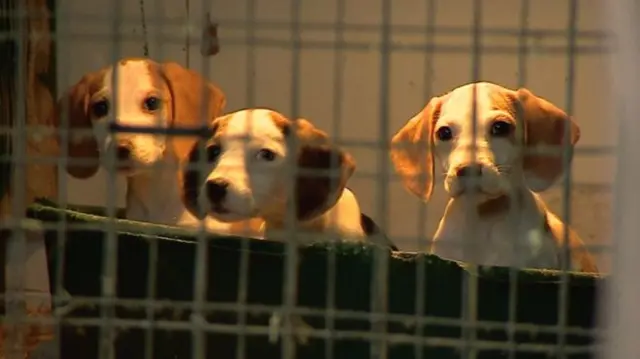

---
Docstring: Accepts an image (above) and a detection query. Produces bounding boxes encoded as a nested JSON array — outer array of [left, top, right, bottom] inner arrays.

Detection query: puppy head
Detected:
[[181, 108, 356, 223], [390, 82, 579, 201], [54, 58, 226, 178]]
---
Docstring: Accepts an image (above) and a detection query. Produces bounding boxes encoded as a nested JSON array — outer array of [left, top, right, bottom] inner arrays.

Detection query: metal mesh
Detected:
[[0, 0, 616, 358]]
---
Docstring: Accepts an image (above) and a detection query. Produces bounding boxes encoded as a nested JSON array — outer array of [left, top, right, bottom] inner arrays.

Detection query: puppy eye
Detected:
[[143, 96, 161, 112], [91, 100, 109, 118], [256, 148, 277, 161], [206, 145, 222, 162], [435, 126, 453, 141], [490, 120, 513, 137]]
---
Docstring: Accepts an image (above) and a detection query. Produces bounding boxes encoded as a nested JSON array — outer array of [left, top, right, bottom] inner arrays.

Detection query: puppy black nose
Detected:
[[206, 179, 229, 203], [115, 145, 131, 161], [456, 164, 483, 177]]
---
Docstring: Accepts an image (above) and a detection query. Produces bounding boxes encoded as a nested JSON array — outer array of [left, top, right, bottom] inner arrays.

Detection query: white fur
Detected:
[[198, 109, 286, 221], [429, 84, 555, 268], [434, 84, 521, 199], [433, 192, 561, 269], [86, 60, 232, 233], [92, 61, 167, 169], [196, 108, 367, 242], [392, 82, 596, 271]]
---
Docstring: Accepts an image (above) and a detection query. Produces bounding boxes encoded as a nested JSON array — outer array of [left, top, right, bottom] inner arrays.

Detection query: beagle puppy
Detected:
[[180, 108, 397, 249], [54, 58, 262, 236], [390, 82, 598, 272]]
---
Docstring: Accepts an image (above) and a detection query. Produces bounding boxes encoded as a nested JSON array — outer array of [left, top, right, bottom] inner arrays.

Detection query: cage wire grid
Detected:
[[0, 0, 613, 358]]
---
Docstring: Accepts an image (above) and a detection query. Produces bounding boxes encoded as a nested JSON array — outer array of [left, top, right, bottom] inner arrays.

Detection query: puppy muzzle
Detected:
[[103, 140, 136, 173], [446, 161, 503, 197], [205, 178, 231, 214], [202, 179, 260, 221]]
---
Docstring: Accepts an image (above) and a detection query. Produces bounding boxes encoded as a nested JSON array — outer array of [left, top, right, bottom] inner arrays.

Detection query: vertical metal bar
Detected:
[[245, 0, 257, 108], [144, 237, 158, 359], [598, 1, 640, 359], [152, 0, 163, 61], [557, 1, 579, 358], [54, 0, 70, 357], [283, 0, 302, 357], [326, 0, 346, 356], [6, 2, 28, 358], [372, 0, 392, 358], [462, 0, 482, 358], [191, 7, 215, 359], [143, 0, 164, 358], [191, 208, 209, 359], [139, 0, 149, 57], [236, 0, 257, 358], [414, 1, 437, 358], [185, 0, 190, 67], [101, 0, 124, 358], [508, 1, 530, 358]]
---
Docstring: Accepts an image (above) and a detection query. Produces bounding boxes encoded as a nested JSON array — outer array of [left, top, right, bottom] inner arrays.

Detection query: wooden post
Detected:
[[1, 0, 58, 357]]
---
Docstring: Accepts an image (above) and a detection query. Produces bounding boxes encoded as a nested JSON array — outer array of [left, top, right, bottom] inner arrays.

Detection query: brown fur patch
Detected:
[[54, 67, 108, 179], [271, 115, 356, 221], [360, 213, 398, 250], [56, 58, 228, 178], [158, 61, 226, 161], [228, 217, 266, 237], [389, 95, 447, 202], [179, 115, 234, 219], [181, 139, 211, 219], [542, 212, 599, 273], [209, 115, 231, 141], [492, 116, 518, 145], [296, 141, 355, 221], [484, 88, 520, 145], [267, 110, 292, 136], [511, 88, 580, 192], [488, 88, 516, 115]]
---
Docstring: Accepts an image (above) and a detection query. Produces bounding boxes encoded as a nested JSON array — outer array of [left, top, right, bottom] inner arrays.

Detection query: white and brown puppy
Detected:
[[390, 82, 598, 272], [54, 57, 261, 234], [181, 108, 396, 248]]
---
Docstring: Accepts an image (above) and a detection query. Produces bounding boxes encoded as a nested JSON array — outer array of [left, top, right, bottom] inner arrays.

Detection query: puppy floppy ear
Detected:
[[180, 138, 207, 219], [160, 62, 227, 160], [290, 119, 356, 221], [389, 96, 443, 201], [515, 88, 580, 192], [180, 117, 226, 219], [54, 73, 102, 179]]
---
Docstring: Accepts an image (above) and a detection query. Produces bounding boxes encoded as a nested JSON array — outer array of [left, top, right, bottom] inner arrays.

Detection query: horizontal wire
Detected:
[[1, 297, 599, 338], [0, 11, 613, 40], [18, 316, 600, 355], [15, 33, 611, 54]]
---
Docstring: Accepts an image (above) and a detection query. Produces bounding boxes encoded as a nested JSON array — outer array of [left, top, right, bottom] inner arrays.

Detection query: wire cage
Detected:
[[0, 0, 617, 358]]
